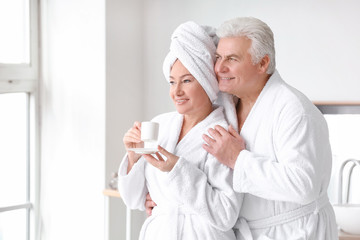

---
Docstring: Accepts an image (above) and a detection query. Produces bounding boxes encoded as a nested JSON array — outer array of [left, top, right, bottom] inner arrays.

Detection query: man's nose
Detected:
[[215, 59, 227, 73]]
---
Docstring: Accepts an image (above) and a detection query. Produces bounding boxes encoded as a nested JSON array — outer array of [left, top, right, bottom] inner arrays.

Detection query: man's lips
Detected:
[[219, 77, 235, 81]]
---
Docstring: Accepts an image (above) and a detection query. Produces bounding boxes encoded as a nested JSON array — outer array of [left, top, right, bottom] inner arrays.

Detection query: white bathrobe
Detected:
[[233, 71, 338, 240], [118, 106, 241, 240]]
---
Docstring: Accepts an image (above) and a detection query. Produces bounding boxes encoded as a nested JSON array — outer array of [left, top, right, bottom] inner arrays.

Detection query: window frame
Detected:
[[0, 0, 38, 93], [0, 0, 39, 240]]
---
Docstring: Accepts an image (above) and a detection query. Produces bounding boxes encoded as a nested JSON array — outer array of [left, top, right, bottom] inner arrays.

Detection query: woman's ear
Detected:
[[258, 55, 270, 74]]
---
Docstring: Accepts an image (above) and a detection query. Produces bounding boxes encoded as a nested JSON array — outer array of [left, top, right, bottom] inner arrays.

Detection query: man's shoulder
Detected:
[[269, 74, 323, 125]]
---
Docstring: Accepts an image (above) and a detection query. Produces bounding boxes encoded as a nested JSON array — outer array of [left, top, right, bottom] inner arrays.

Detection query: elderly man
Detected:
[[202, 17, 338, 240]]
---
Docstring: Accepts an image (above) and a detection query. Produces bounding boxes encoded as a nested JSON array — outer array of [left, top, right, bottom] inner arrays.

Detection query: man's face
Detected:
[[215, 37, 262, 97]]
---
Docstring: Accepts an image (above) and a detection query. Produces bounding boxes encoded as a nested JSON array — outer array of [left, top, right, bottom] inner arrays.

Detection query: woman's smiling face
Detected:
[[169, 60, 211, 116]]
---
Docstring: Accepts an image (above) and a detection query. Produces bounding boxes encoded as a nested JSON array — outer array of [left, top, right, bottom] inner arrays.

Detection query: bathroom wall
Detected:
[[40, 0, 105, 239]]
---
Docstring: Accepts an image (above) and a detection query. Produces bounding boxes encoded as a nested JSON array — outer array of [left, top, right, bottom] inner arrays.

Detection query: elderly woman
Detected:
[[117, 21, 241, 240]]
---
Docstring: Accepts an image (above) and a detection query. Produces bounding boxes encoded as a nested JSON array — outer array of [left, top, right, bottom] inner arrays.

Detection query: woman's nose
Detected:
[[174, 83, 183, 95]]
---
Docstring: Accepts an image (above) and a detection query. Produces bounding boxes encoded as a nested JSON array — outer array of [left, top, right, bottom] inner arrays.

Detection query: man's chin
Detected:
[[219, 84, 230, 93]]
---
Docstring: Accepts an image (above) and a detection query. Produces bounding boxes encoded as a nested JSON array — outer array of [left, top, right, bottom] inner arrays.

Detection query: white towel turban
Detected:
[[163, 21, 238, 131], [163, 21, 219, 102]]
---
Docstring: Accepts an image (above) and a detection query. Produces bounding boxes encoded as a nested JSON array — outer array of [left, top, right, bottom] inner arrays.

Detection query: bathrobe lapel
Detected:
[[240, 72, 282, 150]]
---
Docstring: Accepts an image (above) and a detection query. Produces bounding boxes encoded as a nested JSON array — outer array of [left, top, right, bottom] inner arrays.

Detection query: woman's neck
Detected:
[[178, 104, 213, 143]]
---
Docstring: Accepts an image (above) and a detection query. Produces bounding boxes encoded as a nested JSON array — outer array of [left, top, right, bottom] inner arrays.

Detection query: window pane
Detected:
[[0, 93, 27, 206], [0, 0, 30, 64], [0, 209, 27, 240]]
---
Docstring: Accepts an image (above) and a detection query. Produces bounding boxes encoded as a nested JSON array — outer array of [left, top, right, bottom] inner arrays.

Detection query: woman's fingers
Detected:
[[143, 154, 160, 169], [123, 134, 141, 143], [143, 146, 178, 172], [157, 145, 171, 158], [134, 121, 141, 129], [155, 152, 165, 162]]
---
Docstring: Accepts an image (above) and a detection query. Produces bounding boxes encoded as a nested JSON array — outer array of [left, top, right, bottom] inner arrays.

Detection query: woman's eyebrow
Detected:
[[169, 74, 193, 79]]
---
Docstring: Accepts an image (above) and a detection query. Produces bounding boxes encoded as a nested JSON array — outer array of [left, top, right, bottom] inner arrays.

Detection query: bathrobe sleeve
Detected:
[[233, 112, 329, 205], [117, 154, 147, 211], [166, 155, 242, 231]]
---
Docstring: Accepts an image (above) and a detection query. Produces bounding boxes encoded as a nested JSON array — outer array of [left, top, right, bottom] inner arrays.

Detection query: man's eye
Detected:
[[169, 81, 175, 85], [229, 57, 236, 61]]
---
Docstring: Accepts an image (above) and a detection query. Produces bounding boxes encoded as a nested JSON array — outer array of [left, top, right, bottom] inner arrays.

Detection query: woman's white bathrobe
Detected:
[[118, 106, 241, 240], [233, 70, 338, 240]]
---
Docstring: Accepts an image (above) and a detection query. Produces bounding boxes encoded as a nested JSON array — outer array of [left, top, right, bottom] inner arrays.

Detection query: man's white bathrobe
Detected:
[[118, 106, 241, 240], [233, 71, 338, 240]]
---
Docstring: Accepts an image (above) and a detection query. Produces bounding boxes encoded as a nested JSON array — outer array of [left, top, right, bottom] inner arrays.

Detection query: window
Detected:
[[0, 1, 39, 240], [0, 0, 30, 64]]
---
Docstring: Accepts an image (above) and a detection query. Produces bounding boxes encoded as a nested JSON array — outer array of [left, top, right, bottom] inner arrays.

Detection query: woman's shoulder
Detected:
[[203, 106, 229, 130], [151, 111, 179, 124]]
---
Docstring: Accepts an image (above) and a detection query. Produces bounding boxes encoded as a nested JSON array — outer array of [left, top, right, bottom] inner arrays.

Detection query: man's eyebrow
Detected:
[[215, 53, 240, 58]]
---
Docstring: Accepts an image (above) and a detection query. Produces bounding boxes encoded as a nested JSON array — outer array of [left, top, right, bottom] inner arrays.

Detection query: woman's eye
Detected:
[[183, 79, 191, 83], [169, 81, 175, 85]]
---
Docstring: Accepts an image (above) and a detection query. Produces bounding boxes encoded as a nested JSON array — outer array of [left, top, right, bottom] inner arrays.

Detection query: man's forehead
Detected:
[[216, 37, 250, 55]]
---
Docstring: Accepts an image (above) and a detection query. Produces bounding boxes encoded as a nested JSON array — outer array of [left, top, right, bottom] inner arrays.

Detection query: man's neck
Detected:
[[236, 73, 271, 130]]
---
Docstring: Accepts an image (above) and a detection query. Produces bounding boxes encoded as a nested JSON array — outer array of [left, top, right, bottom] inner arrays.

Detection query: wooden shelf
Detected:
[[313, 101, 360, 106], [103, 189, 121, 198], [339, 230, 360, 240]]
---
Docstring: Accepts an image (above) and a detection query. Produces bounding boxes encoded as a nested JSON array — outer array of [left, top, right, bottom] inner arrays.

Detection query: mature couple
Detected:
[[118, 17, 338, 240]]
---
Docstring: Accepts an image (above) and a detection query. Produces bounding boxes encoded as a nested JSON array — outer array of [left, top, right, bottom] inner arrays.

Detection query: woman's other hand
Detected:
[[143, 145, 179, 172]]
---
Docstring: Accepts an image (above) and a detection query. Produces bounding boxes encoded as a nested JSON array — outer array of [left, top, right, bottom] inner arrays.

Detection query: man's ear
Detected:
[[258, 55, 270, 74]]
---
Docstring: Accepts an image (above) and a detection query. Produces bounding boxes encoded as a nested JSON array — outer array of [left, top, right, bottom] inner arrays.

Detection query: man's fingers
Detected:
[[202, 143, 214, 155], [228, 125, 241, 139], [214, 125, 228, 135], [208, 127, 222, 139], [202, 134, 215, 145], [146, 209, 152, 216], [146, 193, 151, 200]]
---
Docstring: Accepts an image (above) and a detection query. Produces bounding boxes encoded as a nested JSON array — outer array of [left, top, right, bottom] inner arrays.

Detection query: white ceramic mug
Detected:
[[141, 121, 159, 144]]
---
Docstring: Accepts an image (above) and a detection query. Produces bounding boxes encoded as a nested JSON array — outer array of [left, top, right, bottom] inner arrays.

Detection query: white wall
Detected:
[[39, 0, 105, 239], [106, 0, 146, 239]]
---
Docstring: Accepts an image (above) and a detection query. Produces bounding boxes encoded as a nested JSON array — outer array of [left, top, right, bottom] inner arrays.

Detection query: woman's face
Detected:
[[169, 60, 211, 116]]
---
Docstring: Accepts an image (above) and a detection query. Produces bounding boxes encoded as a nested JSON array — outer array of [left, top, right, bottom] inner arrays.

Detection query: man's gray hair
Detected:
[[217, 17, 275, 74]]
